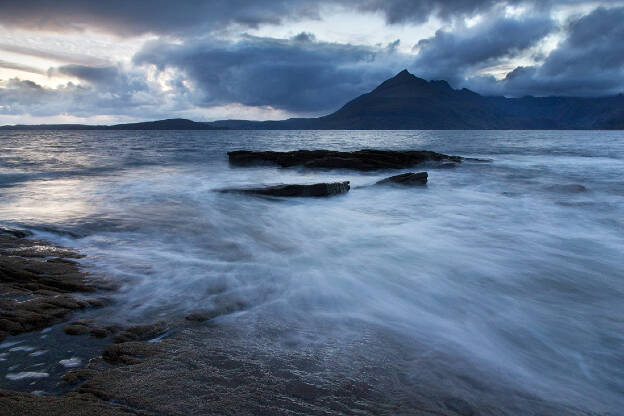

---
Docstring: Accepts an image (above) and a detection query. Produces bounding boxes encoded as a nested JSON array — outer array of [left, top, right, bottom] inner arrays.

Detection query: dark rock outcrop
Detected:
[[221, 181, 350, 197], [376, 172, 428, 186], [228, 149, 461, 170]]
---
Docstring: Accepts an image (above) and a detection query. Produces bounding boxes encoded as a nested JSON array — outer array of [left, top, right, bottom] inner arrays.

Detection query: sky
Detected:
[[1, 0, 623, 125]]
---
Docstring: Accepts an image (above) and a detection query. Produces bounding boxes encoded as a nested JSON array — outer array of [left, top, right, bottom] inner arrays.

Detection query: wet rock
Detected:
[[62, 368, 98, 385], [84, 297, 112, 308], [113, 322, 167, 344], [90, 327, 110, 338], [61, 318, 116, 338], [102, 341, 163, 365], [284, 380, 325, 401], [185, 312, 211, 322], [376, 172, 428, 186], [0, 234, 110, 341], [45, 322, 597, 416], [0, 227, 33, 238], [222, 181, 350, 197], [228, 149, 463, 171], [0, 389, 140, 415], [0, 318, 22, 333], [64, 324, 91, 336]]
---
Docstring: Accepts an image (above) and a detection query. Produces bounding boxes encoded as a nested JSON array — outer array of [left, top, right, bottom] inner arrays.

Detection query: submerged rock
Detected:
[[546, 183, 588, 193], [438, 162, 457, 169], [228, 149, 462, 170], [222, 181, 350, 197], [63, 323, 91, 336], [0, 227, 33, 239], [376, 172, 428, 186]]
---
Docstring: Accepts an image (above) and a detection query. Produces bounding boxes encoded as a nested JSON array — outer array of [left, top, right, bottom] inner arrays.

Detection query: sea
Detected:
[[0, 130, 622, 413]]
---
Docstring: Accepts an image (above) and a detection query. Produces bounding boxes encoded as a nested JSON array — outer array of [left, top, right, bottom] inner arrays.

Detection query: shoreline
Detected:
[[0, 228, 603, 415]]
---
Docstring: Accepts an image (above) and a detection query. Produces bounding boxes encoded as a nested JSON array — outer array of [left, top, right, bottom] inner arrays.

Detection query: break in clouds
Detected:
[[1, 0, 623, 122]]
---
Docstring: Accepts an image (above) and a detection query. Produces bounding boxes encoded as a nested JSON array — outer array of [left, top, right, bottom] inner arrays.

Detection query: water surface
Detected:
[[0, 130, 622, 412]]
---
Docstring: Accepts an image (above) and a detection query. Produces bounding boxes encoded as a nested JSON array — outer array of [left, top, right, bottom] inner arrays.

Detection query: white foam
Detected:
[[9, 345, 35, 352], [59, 357, 82, 368], [6, 371, 49, 381], [0, 341, 23, 349]]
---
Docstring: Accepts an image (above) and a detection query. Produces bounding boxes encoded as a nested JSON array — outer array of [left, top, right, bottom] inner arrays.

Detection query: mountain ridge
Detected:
[[2, 70, 623, 130], [0, 118, 227, 131]]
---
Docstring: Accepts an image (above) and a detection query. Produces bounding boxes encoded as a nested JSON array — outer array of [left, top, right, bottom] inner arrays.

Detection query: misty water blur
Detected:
[[0, 130, 623, 412]]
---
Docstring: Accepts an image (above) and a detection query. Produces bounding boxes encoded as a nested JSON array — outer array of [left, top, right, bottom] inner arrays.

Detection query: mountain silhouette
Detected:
[[214, 69, 624, 129], [3, 70, 623, 130]]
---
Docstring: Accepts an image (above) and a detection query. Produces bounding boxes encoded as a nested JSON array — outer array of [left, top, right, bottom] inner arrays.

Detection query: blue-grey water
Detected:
[[0, 130, 623, 413]]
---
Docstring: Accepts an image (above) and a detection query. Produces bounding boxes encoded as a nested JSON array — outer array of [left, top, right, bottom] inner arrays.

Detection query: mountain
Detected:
[[0, 118, 227, 131], [213, 70, 624, 129], [2, 71, 623, 130]]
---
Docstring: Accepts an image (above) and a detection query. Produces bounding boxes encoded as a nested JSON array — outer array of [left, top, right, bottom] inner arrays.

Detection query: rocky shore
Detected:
[[2, 318, 598, 416], [0, 227, 599, 416], [0, 228, 111, 342]]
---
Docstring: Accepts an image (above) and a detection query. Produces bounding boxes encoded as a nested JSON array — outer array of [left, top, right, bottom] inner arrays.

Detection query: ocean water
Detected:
[[0, 130, 623, 412]]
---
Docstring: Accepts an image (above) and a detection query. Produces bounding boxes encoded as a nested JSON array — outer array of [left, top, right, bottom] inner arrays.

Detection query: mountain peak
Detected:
[[389, 69, 422, 83], [371, 70, 450, 99]]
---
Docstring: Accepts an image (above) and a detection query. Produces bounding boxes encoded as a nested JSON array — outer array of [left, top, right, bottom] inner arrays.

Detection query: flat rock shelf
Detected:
[[227, 149, 462, 170], [220, 181, 351, 197]]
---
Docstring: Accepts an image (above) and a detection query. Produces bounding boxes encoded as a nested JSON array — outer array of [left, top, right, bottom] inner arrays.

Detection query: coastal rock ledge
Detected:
[[221, 181, 350, 197], [228, 149, 462, 170], [377, 172, 428, 186]]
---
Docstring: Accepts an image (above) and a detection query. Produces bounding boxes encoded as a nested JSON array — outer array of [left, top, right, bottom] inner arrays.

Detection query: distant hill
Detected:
[[2, 71, 623, 130], [0, 118, 227, 131]]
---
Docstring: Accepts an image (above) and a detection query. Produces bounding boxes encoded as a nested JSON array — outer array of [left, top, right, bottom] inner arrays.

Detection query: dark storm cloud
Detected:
[[133, 35, 407, 112], [472, 6, 624, 96], [411, 16, 556, 85], [0, 35, 407, 118], [0, 0, 555, 36], [0, 0, 319, 35], [55, 65, 120, 84], [354, 0, 514, 24]]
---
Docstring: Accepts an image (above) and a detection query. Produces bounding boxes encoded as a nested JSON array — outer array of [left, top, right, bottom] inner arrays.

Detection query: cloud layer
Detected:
[[0, 0, 528, 35], [134, 35, 406, 113], [482, 6, 624, 96]]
